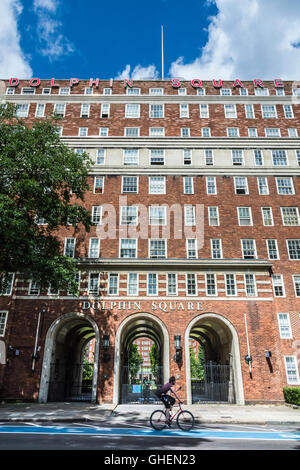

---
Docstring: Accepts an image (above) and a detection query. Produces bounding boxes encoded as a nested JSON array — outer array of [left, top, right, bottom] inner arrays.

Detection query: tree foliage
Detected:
[[190, 345, 205, 380], [0, 105, 92, 295], [128, 343, 143, 382]]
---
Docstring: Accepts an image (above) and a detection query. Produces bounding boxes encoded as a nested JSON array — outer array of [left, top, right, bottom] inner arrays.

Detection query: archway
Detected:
[[185, 313, 244, 405], [113, 313, 170, 404], [39, 313, 100, 403]]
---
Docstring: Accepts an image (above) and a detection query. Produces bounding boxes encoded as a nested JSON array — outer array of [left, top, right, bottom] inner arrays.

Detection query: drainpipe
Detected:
[[32, 309, 45, 371]]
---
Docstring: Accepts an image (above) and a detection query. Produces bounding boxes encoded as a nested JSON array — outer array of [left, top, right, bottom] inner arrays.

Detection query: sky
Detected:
[[1, 0, 300, 80]]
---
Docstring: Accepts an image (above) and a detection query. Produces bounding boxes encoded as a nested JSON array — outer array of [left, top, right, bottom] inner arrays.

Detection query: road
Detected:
[[0, 421, 299, 452]]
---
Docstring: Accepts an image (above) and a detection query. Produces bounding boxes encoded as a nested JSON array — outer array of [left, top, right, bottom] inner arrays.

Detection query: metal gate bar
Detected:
[[191, 363, 232, 403]]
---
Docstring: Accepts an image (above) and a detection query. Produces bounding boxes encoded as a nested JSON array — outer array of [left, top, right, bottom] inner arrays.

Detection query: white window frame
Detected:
[[122, 176, 139, 194], [35, 103, 45, 118], [211, 239, 222, 259], [15, 104, 29, 118], [147, 273, 158, 296], [184, 205, 195, 226], [241, 239, 257, 259], [150, 149, 165, 165], [120, 206, 138, 226], [281, 207, 300, 226], [96, 149, 105, 165], [186, 239, 198, 259], [261, 104, 277, 118], [266, 239, 279, 260], [88, 272, 100, 295], [254, 149, 264, 166], [183, 176, 194, 194], [94, 176, 104, 194], [99, 127, 108, 136], [100, 103, 110, 118], [123, 149, 139, 166], [245, 104, 255, 119], [1, 273, 14, 296], [244, 274, 257, 296], [284, 356, 300, 385], [149, 206, 167, 226], [292, 274, 300, 297], [257, 176, 269, 195], [119, 238, 137, 258], [91, 205, 102, 224], [224, 104, 237, 118], [149, 239, 167, 259], [127, 272, 139, 296], [54, 103, 65, 117], [277, 313, 292, 339], [149, 176, 165, 194], [287, 239, 300, 260], [234, 177, 248, 195], [180, 104, 189, 118], [206, 176, 217, 194], [200, 104, 209, 118], [237, 207, 252, 226], [225, 274, 237, 296], [275, 177, 294, 195], [206, 273, 217, 296], [272, 150, 288, 166], [261, 207, 274, 226], [167, 273, 178, 296], [208, 206, 219, 226], [149, 104, 164, 118], [272, 274, 285, 297], [125, 104, 140, 118], [283, 104, 294, 119], [108, 273, 119, 296], [0, 311, 8, 337], [186, 273, 197, 296], [124, 127, 139, 137], [81, 103, 90, 118], [89, 238, 100, 258], [232, 150, 244, 165], [64, 238, 76, 257], [59, 87, 70, 95]]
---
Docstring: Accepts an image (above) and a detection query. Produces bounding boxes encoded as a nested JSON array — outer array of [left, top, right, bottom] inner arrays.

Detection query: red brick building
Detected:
[[0, 78, 300, 405]]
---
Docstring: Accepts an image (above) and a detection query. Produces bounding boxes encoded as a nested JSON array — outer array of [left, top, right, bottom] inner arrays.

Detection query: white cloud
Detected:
[[169, 0, 300, 79], [116, 64, 159, 80], [0, 0, 32, 78], [33, 0, 74, 61]]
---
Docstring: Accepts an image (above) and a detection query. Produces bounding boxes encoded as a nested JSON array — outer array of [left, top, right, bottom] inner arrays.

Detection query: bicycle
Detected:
[[150, 399, 195, 431]]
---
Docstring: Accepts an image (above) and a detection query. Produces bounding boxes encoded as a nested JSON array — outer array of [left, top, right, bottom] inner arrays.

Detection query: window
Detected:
[[184, 205, 195, 225], [211, 239, 222, 259], [221, 89, 231, 95], [234, 177, 248, 194], [206, 273, 217, 295], [200, 104, 209, 118], [205, 150, 214, 165], [276, 177, 294, 195], [85, 87, 93, 95], [150, 104, 164, 118], [94, 176, 104, 194], [238, 207, 252, 225], [21, 87, 35, 95], [241, 239, 256, 259], [254, 149, 263, 166], [225, 274, 236, 296], [276, 88, 285, 96], [35, 103, 45, 117], [183, 149, 192, 165], [181, 127, 190, 137], [91, 206, 102, 224], [265, 128, 281, 137], [108, 273, 118, 295], [150, 149, 164, 165], [278, 313, 292, 339], [272, 150, 288, 166], [224, 104, 237, 118], [248, 127, 257, 137], [149, 127, 164, 136], [245, 274, 256, 296], [187, 239, 197, 259], [29, 280, 40, 296], [287, 240, 300, 259], [79, 127, 88, 137], [96, 149, 105, 165], [283, 105, 294, 119], [128, 273, 138, 295], [81, 104, 90, 118], [293, 275, 300, 297], [197, 88, 205, 95], [206, 176, 217, 194], [99, 127, 108, 136], [288, 128, 298, 137], [240, 88, 248, 96], [149, 176, 165, 194], [122, 176, 138, 193], [245, 104, 255, 119], [120, 239, 137, 258], [149, 239, 166, 258], [257, 176, 269, 195], [149, 206, 166, 225], [148, 273, 158, 295], [272, 274, 285, 296], [6, 87, 14, 95], [59, 87, 70, 95], [232, 150, 243, 165], [183, 176, 194, 194], [202, 127, 211, 137], [178, 88, 187, 95], [64, 238, 75, 257], [227, 127, 239, 137], [125, 104, 140, 118], [167, 273, 177, 295], [0, 311, 8, 336], [120, 206, 138, 225], [42, 88, 51, 95], [281, 207, 300, 226], [261, 105, 277, 118], [125, 127, 139, 137], [67, 271, 81, 295], [54, 103, 65, 117], [297, 150, 300, 166], [1, 273, 14, 296], [149, 88, 163, 95], [266, 239, 279, 260], [208, 207, 219, 226], [186, 273, 197, 295], [261, 207, 273, 226], [124, 149, 139, 165], [100, 103, 110, 118], [89, 238, 100, 258], [293, 88, 300, 96], [127, 88, 140, 95], [180, 104, 189, 118], [15, 104, 29, 117], [284, 356, 300, 384], [255, 88, 269, 96]]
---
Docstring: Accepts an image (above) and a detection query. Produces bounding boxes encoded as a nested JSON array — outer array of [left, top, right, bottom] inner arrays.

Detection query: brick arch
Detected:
[[184, 312, 245, 405]]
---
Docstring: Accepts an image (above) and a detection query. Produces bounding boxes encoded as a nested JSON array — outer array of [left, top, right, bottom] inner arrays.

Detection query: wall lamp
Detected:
[[173, 335, 182, 363], [102, 334, 111, 363], [8, 346, 20, 357]]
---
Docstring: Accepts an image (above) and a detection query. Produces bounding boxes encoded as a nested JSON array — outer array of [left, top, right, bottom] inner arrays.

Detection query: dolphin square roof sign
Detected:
[[7, 77, 285, 89]]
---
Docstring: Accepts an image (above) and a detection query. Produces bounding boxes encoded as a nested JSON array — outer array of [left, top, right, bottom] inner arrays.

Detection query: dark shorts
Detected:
[[161, 394, 175, 409]]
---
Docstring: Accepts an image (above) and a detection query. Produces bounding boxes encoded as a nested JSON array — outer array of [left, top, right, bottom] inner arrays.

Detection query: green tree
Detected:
[[128, 343, 143, 383], [150, 342, 160, 378], [190, 346, 205, 380], [0, 105, 92, 295]]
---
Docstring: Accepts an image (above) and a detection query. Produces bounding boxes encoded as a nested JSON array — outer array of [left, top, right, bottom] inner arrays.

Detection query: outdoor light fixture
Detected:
[[103, 334, 110, 363], [8, 346, 20, 357], [174, 335, 182, 363], [244, 354, 253, 365], [265, 351, 272, 358]]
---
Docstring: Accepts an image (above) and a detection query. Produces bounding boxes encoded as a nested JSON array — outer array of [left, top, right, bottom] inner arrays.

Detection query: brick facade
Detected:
[[0, 78, 299, 405]]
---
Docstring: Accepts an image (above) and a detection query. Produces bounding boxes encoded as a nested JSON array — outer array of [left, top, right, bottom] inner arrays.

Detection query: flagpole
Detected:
[[161, 25, 164, 80]]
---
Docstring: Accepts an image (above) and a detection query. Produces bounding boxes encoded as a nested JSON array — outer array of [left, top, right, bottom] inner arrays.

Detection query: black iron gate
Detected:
[[191, 363, 232, 403], [121, 366, 163, 404], [47, 361, 94, 402]]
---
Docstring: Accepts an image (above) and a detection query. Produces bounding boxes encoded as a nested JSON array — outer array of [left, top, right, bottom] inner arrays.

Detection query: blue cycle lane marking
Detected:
[[0, 426, 300, 441]]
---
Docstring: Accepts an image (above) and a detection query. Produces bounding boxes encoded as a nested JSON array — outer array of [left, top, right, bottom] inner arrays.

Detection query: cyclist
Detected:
[[159, 376, 182, 426]]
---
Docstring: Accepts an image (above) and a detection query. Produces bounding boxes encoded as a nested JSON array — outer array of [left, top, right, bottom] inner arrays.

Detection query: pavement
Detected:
[[0, 401, 299, 425]]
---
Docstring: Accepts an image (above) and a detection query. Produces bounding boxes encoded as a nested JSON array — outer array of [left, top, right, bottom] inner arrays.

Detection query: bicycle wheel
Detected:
[[177, 410, 195, 431], [150, 409, 167, 430]]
